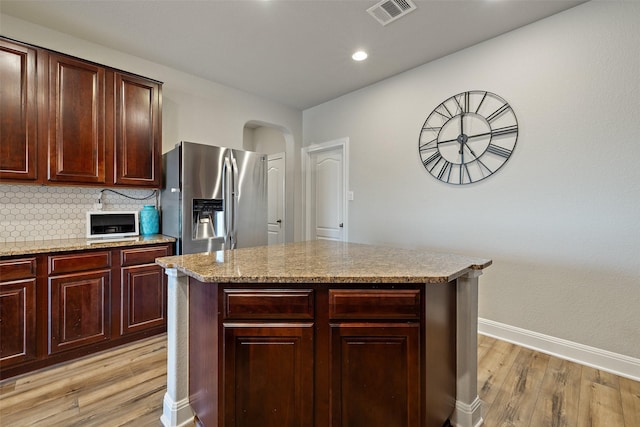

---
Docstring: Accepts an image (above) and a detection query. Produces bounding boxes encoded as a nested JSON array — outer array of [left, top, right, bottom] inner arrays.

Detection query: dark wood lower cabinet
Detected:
[[189, 282, 456, 427], [330, 323, 420, 427], [222, 323, 314, 427], [0, 278, 37, 366], [121, 264, 166, 335], [0, 242, 172, 379], [0, 257, 37, 367], [48, 270, 111, 354]]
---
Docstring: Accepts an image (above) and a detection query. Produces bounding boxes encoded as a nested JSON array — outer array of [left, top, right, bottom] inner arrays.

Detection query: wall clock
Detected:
[[418, 90, 518, 185]]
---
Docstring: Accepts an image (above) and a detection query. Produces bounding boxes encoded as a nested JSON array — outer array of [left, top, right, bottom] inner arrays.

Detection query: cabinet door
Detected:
[[0, 278, 37, 367], [223, 323, 314, 427], [48, 270, 111, 354], [0, 39, 38, 181], [120, 264, 166, 335], [48, 54, 106, 183], [114, 72, 161, 187], [330, 323, 420, 427]]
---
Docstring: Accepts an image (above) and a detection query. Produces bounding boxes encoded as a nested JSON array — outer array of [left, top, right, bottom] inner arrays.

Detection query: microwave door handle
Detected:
[[223, 157, 232, 249], [231, 156, 239, 250]]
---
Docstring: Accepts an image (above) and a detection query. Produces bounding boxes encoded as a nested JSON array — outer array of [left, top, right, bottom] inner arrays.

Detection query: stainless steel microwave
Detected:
[[86, 211, 139, 240]]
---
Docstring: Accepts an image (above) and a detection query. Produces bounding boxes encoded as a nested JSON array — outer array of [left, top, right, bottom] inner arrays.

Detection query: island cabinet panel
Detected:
[[329, 323, 421, 427], [328, 289, 421, 320], [0, 258, 37, 367], [222, 324, 315, 427], [47, 53, 107, 184], [114, 73, 162, 187], [189, 281, 454, 427], [223, 289, 314, 320], [0, 39, 38, 182]]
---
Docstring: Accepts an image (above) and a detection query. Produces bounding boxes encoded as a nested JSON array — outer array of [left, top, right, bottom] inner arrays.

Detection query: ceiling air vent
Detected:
[[367, 0, 417, 26]]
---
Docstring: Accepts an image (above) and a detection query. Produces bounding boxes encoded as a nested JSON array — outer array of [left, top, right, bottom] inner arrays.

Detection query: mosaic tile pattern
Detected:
[[0, 185, 159, 243]]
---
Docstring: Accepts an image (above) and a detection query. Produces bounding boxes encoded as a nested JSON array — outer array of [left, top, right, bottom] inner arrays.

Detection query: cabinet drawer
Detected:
[[121, 245, 170, 267], [223, 289, 314, 320], [0, 258, 36, 281], [329, 289, 421, 320], [48, 251, 111, 275]]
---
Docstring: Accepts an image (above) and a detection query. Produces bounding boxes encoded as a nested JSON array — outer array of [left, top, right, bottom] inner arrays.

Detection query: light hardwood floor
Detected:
[[1, 333, 638, 426]]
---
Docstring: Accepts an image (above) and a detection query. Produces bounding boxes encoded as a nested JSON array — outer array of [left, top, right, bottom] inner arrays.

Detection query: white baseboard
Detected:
[[478, 318, 640, 382]]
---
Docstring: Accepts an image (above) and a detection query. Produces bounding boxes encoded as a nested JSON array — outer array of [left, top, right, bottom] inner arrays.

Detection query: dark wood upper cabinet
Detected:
[[0, 36, 162, 188], [47, 54, 107, 184], [114, 73, 161, 187], [0, 39, 38, 182]]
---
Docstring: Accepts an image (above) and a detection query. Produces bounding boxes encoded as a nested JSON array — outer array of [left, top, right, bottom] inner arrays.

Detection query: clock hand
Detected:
[[466, 130, 493, 140], [437, 137, 460, 145], [463, 141, 480, 159], [463, 141, 492, 175]]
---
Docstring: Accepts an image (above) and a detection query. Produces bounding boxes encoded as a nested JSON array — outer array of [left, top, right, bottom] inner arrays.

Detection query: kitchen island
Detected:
[[156, 240, 491, 427]]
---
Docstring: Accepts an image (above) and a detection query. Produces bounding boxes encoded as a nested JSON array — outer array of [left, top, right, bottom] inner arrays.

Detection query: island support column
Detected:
[[451, 270, 484, 427], [161, 268, 194, 427]]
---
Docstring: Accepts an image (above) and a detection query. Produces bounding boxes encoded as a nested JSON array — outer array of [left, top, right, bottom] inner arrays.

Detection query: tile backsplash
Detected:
[[0, 185, 159, 243]]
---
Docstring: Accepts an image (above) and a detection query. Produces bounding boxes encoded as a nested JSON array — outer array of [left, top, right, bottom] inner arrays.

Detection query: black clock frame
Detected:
[[418, 90, 519, 185]]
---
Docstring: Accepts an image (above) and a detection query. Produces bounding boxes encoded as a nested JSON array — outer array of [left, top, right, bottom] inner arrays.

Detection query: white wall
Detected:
[[0, 14, 303, 242], [303, 1, 640, 359]]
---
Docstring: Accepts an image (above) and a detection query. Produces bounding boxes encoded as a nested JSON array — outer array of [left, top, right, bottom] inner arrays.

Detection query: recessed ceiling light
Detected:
[[352, 50, 368, 61]]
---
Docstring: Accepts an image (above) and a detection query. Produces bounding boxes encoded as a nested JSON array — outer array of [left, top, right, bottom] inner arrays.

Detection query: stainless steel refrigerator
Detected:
[[161, 141, 267, 254]]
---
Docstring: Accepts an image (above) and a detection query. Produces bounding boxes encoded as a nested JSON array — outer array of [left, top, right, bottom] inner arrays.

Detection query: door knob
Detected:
[[276, 219, 282, 224], [339, 222, 344, 228]]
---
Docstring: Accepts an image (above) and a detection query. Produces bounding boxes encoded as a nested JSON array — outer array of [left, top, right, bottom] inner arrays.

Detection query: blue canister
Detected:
[[139, 205, 159, 235]]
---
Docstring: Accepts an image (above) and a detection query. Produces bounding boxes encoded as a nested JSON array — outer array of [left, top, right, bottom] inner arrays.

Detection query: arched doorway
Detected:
[[243, 121, 292, 244]]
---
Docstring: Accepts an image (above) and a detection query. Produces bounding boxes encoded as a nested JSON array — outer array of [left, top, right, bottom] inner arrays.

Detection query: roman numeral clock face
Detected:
[[419, 91, 518, 185]]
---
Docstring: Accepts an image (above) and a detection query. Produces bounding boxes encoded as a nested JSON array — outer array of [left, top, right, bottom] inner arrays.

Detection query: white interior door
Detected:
[[267, 153, 285, 245], [305, 141, 347, 241]]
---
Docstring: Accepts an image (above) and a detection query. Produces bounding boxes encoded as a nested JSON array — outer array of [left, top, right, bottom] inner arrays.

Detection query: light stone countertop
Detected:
[[156, 240, 492, 284], [0, 234, 176, 257]]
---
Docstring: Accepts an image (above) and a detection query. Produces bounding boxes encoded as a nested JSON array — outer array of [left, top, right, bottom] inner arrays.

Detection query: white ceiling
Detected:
[[1, 0, 586, 110]]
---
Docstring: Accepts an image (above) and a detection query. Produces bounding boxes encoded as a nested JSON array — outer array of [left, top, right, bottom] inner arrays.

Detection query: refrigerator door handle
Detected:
[[223, 156, 233, 248], [231, 155, 239, 249]]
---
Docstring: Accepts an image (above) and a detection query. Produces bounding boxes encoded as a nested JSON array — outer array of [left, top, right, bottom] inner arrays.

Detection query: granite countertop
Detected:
[[156, 240, 492, 284], [0, 234, 176, 257]]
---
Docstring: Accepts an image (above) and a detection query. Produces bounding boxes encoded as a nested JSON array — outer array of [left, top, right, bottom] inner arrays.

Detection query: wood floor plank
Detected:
[[482, 347, 550, 426], [0, 358, 135, 415], [11, 338, 165, 392], [0, 389, 79, 426], [619, 376, 640, 427], [577, 366, 625, 427], [477, 333, 495, 362], [477, 337, 521, 408], [77, 364, 165, 408], [73, 376, 165, 426], [528, 356, 582, 427], [586, 382, 625, 427]]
